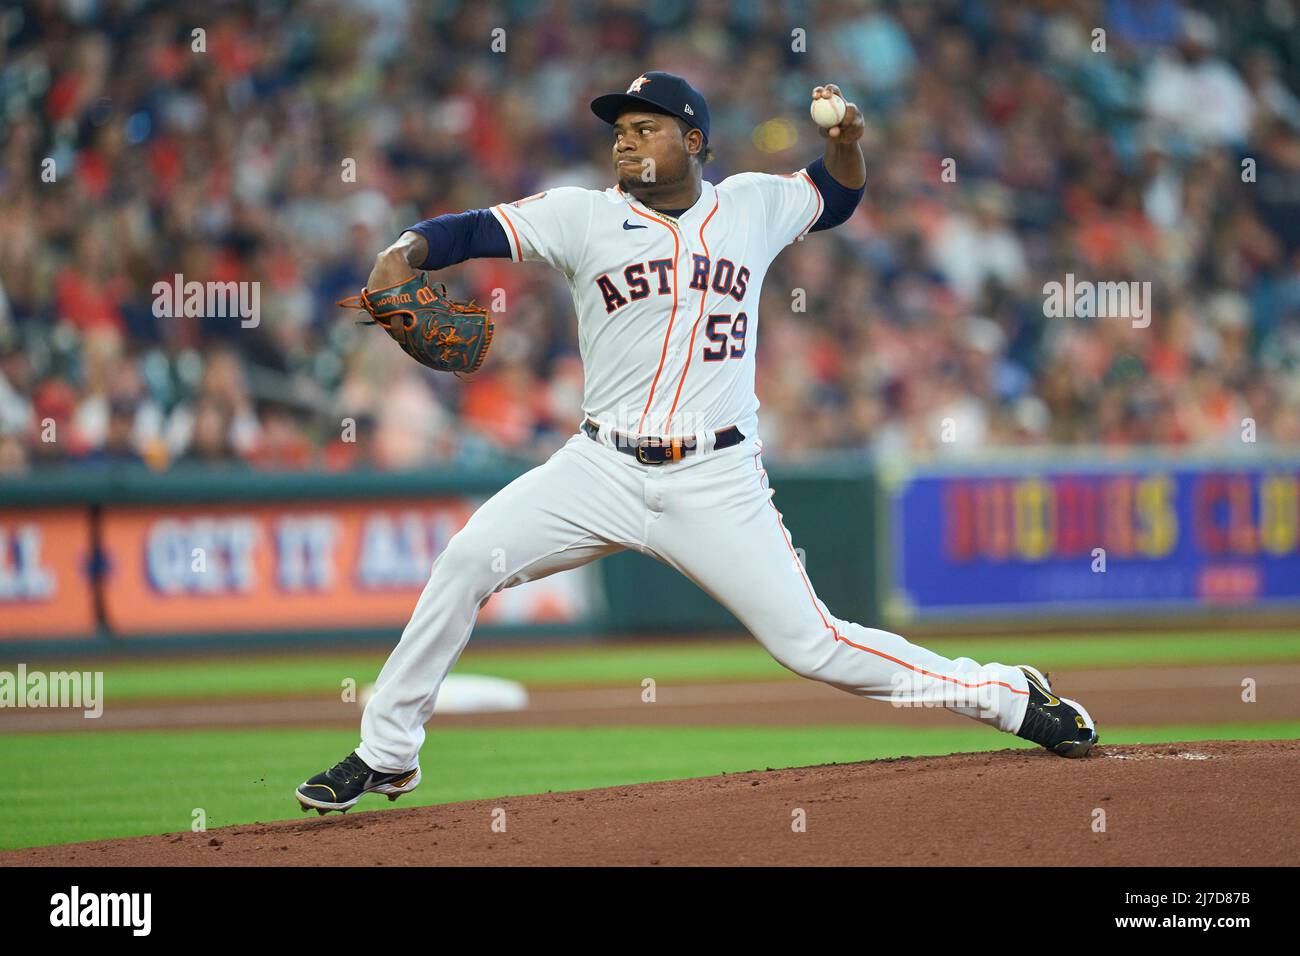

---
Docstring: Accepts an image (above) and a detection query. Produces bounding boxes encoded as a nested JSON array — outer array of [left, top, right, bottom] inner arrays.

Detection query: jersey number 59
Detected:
[[702, 312, 748, 361]]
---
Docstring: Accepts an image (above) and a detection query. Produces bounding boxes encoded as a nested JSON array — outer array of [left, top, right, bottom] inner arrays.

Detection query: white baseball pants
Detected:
[[357, 428, 1031, 772]]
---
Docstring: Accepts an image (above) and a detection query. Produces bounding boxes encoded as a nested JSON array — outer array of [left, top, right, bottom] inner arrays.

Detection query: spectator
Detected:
[[177, 395, 241, 466], [0, 0, 1294, 473]]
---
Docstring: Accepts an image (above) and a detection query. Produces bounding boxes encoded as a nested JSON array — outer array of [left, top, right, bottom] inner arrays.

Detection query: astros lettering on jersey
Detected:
[[489, 172, 823, 439]]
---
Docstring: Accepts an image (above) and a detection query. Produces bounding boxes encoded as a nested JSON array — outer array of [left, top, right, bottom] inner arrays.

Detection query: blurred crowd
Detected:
[[2, 0, 1299, 473]]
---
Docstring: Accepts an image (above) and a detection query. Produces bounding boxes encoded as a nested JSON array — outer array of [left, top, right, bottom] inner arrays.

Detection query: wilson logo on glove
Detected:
[[338, 274, 494, 375]]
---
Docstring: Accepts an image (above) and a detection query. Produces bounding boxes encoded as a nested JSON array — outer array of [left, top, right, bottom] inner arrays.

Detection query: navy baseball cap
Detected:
[[591, 71, 710, 144]]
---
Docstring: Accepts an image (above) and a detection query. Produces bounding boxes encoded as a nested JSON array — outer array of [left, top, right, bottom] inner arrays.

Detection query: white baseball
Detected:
[[810, 93, 846, 129]]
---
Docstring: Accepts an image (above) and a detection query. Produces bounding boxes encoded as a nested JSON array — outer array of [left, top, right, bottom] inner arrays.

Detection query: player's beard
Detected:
[[619, 155, 688, 196]]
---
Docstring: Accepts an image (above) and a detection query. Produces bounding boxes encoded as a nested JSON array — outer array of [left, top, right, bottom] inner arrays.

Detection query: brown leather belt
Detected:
[[582, 418, 744, 465]]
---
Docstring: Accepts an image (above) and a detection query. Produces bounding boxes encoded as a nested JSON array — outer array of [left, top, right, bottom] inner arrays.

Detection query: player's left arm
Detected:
[[806, 82, 865, 232]]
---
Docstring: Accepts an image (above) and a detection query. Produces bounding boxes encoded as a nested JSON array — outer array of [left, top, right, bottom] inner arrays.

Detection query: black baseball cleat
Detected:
[[295, 751, 421, 814], [1014, 665, 1098, 758]]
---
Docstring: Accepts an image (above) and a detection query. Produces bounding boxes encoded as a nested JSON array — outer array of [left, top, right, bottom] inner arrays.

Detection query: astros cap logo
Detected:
[[627, 75, 651, 93]]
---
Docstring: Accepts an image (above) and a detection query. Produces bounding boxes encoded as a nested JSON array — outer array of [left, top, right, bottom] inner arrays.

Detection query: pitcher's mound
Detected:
[[6, 740, 1295, 866]]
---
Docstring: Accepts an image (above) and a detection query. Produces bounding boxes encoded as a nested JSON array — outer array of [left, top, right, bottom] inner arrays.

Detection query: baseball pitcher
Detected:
[[298, 73, 1098, 814]]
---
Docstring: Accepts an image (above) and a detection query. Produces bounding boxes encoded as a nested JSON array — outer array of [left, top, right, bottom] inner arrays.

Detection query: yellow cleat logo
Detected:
[[1024, 672, 1060, 707]]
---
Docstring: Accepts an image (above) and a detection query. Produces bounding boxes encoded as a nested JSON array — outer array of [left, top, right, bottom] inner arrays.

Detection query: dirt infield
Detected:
[[6, 740, 1294, 866]]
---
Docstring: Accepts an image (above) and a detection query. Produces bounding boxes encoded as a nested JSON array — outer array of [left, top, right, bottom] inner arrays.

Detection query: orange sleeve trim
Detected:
[[796, 170, 824, 238], [493, 204, 523, 261]]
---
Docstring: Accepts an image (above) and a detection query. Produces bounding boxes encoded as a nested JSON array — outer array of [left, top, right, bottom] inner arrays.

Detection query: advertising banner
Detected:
[[0, 509, 98, 640], [99, 498, 600, 635], [886, 460, 1300, 620]]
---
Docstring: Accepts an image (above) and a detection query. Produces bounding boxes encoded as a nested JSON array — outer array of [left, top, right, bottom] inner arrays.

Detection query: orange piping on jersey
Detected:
[[751, 450, 1029, 698], [626, 198, 681, 434], [661, 193, 720, 434], [494, 204, 523, 260], [796, 170, 824, 238]]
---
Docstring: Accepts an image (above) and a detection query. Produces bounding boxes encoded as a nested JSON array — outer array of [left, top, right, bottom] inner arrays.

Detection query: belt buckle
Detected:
[[640, 436, 694, 465], [636, 435, 664, 465]]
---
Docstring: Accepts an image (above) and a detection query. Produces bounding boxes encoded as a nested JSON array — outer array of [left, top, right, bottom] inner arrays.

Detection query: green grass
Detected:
[[3, 629, 1294, 851], [2, 721, 1296, 852], [5, 630, 1299, 702]]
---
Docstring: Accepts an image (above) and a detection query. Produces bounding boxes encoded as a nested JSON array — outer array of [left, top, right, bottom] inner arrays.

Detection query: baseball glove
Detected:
[[338, 274, 494, 375]]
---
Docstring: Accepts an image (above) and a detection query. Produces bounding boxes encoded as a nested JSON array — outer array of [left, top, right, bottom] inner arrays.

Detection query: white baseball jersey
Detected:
[[352, 168, 1048, 778], [488, 171, 825, 439]]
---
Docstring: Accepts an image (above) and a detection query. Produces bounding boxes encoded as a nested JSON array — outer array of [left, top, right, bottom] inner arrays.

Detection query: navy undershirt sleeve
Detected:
[[403, 209, 511, 270], [804, 156, 865, 233]]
